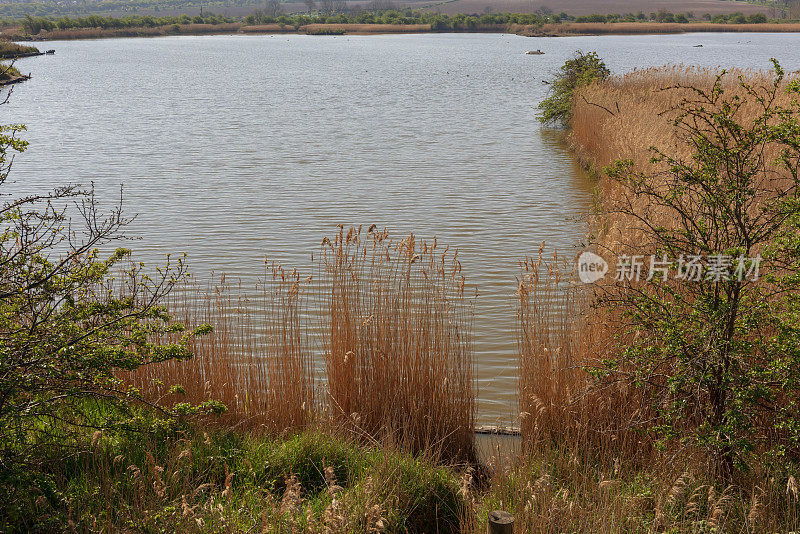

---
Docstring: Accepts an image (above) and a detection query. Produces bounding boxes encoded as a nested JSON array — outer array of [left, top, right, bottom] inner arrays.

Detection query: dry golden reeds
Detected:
[[516, 249, 651, 464], [125, 226, 476, 462], [125, 264, 314, 434], [317, 225, 476, 462], [571, 64, 799, 178]]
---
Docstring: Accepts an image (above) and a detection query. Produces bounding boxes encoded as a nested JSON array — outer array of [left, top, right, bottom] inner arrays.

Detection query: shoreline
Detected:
[[7, 21, 800, 41], [0, 73, 30, 85]]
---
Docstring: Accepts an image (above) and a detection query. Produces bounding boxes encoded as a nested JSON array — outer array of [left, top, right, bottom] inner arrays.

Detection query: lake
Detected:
[[7, 31, 800, 424]]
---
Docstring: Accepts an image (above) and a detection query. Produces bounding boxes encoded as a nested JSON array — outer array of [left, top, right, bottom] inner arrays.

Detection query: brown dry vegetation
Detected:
[[571, 65, 798, 181], [125, 226, 476, 464], [319, 226, 475, 462], [516, 251, 649, 460], [516, 21, 800, 36], [505, 65, 800, 532], [428, 0, 768, 16], [126, 265, 314, 435]]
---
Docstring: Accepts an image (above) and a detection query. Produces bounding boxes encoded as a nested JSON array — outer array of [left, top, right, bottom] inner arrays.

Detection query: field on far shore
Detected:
[[424, 0, 769, 16], [46, 0, 771, 19]]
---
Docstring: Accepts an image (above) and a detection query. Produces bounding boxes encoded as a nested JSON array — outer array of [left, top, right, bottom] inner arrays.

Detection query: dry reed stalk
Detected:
[[317, 225, 475, 463], [516, 249, 651, 463], [124, 264, 314, 434]]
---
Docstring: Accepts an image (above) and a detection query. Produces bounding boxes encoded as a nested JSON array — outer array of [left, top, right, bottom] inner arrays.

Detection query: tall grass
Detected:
[[571, 65, 798, 175], [318, 226, 475, 463], [126, 227, 476, 463], [516, 250, 651, 464], [506, 64, 800, 530], [126, 264, 314, 434]]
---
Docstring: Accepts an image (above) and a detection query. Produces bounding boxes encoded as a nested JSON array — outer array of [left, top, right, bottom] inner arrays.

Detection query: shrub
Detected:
[[0, 118, 216, 522], [537, 51, 609, 127], [595, 61, 800, 477]]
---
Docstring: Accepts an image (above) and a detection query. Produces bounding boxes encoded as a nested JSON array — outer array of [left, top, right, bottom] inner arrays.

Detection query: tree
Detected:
[[0, 104, 217, 519], [319, 0, 346, 15], [594, 61, 800, 477], [537, 51, 610, 127], [264, 0, 283, 18]]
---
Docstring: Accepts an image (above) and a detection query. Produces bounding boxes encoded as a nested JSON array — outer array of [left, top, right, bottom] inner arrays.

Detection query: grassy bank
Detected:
[[8, 421, 466, 532], [0, 39, 38, 57], [18, 411, 776, 532]]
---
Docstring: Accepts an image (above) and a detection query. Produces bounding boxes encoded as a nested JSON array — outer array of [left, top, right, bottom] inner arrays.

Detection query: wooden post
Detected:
[[487, 510, 514, 534]]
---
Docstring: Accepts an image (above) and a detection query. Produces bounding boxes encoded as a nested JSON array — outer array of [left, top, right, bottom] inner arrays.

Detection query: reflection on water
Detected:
[[7, 31, 800, 424]]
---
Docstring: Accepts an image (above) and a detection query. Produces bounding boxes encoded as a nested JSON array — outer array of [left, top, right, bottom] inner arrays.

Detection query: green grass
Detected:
[[1, 412, 466, 533]]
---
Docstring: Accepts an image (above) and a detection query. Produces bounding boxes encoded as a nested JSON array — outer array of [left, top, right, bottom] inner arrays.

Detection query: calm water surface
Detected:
[[8, 32, 800, 424]]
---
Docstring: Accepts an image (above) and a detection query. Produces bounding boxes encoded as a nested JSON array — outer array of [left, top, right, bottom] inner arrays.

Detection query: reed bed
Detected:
[[125, 227, 476, 463], [570, 64, 800, 255], [529, 22, 800, 36], [125, 265, 314, 434], [516, 250, 652, 464], [505, 64, 800, 530], [572, 65, 800, 437], [317, 226, 476, 463], [571, 65, 797, 176]]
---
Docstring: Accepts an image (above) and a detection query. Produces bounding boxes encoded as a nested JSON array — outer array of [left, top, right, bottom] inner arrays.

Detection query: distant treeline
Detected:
[[15, 9, 776, 35], [571, 11, 768, 24], [0, 0, 238, 19], [243, 8, 772, 27], [20, 12, 235, 33]]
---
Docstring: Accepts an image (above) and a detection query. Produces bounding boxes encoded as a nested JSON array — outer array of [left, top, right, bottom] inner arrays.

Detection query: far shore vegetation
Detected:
[[3, 8, 800, 40], [0, 39, 38, 58]]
